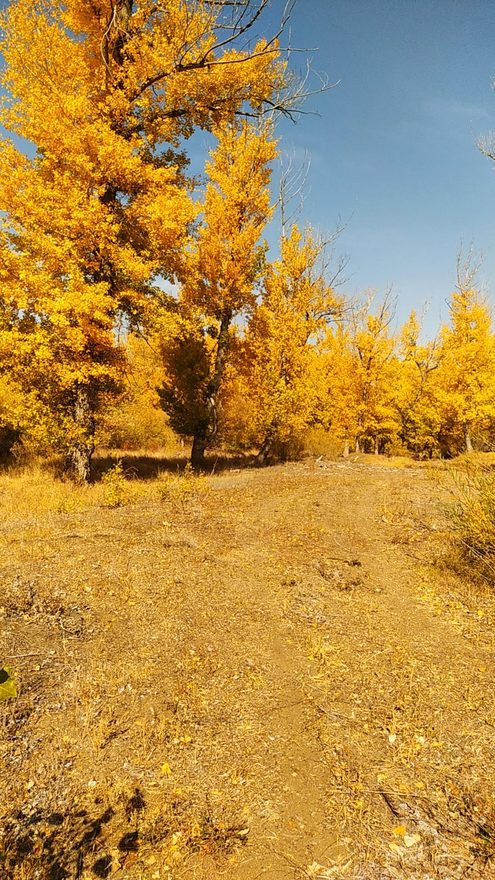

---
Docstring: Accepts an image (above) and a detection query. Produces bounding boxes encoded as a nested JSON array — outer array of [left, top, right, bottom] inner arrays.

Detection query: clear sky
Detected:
[[260, 0, 495, 334]]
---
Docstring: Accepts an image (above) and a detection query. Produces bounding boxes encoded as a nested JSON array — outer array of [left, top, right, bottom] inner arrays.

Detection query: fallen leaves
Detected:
[[390, 825, 421, 852]]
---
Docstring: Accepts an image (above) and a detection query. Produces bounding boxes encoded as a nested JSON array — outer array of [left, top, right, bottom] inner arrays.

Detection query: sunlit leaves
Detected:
[[434, 286, 495, 454], [0, 666, 17, 701], [231, 226, 342, 452], [0, 0, 283, 473]]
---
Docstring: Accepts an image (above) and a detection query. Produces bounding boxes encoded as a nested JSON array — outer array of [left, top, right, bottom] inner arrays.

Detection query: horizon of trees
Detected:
[[0, 0, 494, 479]]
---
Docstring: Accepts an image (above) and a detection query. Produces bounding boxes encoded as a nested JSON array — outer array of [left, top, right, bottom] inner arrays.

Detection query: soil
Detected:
[[1, 458, 495, 879]]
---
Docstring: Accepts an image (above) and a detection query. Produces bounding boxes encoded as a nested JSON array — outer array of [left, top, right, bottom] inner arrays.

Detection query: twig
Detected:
[[315, 703, 354, 723], [3, 652, 48, 659], [378, 788, 404, 818]]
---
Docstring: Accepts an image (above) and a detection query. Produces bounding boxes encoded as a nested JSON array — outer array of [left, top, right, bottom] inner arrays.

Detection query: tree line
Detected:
[[0, 1, 494, 480]]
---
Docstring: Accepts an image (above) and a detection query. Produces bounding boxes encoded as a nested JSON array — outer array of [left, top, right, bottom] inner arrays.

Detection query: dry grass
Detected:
[[446, 466, 495, 583], [1, 456, 495, 879], [0, 464, 96, 517]]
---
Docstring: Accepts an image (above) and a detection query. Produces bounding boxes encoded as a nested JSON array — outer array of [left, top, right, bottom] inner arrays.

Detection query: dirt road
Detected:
[[2, 460, 495, 879]]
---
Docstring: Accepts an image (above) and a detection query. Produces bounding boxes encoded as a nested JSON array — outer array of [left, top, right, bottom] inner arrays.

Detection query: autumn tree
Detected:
[[158, 309, 215, 447], [160, 121, 276, 467], [393, 311, 440, 457], [236, 226, 343, 464], [435, 266, 495, 455], [98, 333, 175, 451], [321, 322, 360, 457], [344, 295, 399, 454], [0, 0, 285, 480]]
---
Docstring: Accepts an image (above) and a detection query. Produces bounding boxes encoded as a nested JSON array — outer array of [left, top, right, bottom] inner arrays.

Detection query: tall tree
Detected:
[[0, 0, 285, 479], [321, 322, 360, 457], [347, 296, 399, 454], [238, 226, 342, 464], [160, 121, 276, 467], [393, 311, 440, 457], [435, 268, 495, 455]]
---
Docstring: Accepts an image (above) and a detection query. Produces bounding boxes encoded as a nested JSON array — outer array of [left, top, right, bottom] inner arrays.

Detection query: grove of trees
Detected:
[[0, 0, 494, 479]]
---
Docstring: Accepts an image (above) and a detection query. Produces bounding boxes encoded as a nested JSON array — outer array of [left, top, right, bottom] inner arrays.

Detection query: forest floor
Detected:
[[1, 455, 495, 880]]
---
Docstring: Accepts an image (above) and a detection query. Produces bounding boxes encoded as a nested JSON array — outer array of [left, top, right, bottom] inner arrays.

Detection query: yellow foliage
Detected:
[[98, 335, 177, 451], [101, 461, 134, 508], [434, 286, 495, 454], [230, 226, 342, 459], [157, 463, 210, 507], [160, 121, 276, 461], [0, 0, 284, 478], [183, 121, 276, 319], [393, 311, 441, 457], [2, 3, 495, 468]]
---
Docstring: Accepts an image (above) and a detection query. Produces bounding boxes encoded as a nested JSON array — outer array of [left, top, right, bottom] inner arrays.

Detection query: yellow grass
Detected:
[[2, 454, 495, 879]]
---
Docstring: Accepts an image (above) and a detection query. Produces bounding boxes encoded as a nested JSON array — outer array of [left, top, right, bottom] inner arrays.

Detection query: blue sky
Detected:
[[257, 0, 495, 334]]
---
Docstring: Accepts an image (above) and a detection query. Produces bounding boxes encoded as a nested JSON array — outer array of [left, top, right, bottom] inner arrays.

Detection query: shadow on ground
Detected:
[[92, 452, 257, 481], [3, 805, 116, 879], [0, 448, 286, 482]]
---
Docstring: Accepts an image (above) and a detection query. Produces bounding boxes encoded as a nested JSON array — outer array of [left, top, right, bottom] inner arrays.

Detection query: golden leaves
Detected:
[[0, 0, 282, 464], [184, 121, 276, 318], [389, 825, 421, 852], [229, 224, 338, 447]]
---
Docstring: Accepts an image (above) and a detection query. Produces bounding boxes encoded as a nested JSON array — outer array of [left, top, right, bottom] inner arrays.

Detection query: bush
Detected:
[[449, 466, 495, 580], [101, 461, 134, 508], [157, 463, 209, 508], [303, 427, 345, 459], [97, 399, 178, 452]]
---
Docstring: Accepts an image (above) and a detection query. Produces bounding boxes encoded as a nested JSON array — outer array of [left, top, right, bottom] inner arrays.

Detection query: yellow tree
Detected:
[[347, 296, 400, 454], [238, 226, 343, 464], [160, 121, 276, 467], [435, 274, 495, 454], [98, 334, 174, 451], [0, 0, 285, 479], [393, 311, 440, 457], [321, 322, 360, 457]]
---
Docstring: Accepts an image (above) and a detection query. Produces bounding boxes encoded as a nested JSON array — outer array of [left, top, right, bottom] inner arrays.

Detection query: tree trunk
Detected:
[[190, 311, 232, 469], [464, 424, 473, 454], [256, 423, 277, 467], [355, 438, 361, 454], [70, 383, 95, 483], [191, 432, 207, 470], [342, 438, 350, 458], [208, 311, 231, 437]]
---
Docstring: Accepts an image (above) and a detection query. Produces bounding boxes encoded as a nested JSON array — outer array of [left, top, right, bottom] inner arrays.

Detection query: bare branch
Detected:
[[197, 0, 269, 62], [278, 149, 311, 234], [478, 133, 495, 163], [133, 44, 280, 101], [127, 0, 335, 125], [456, 244, 483, 293]]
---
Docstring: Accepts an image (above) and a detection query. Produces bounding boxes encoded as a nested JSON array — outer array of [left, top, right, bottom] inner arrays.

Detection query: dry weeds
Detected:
[[1, 456, 495, 879]]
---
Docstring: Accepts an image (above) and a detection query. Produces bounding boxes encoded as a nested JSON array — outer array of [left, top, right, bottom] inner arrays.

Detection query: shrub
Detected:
[[157, 463, 209, 508], [101, 462, 133, 508], [449, 466, 495, 580]]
